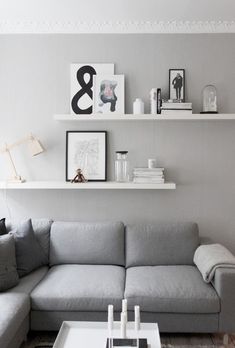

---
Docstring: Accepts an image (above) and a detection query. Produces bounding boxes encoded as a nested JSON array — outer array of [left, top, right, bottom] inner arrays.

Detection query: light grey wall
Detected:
[[0, 34, 235, 251]]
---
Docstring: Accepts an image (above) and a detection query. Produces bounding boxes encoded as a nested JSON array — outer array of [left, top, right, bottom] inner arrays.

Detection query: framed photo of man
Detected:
[[169, 69, 185, 102]]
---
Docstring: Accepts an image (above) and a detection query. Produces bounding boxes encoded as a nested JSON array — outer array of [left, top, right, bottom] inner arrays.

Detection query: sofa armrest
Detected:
[[212, 268, 235, 333]]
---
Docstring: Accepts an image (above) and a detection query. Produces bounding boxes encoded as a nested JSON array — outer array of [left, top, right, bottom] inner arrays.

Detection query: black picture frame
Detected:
[[169, 69, 185, 102], [66, 131, 107, 182]]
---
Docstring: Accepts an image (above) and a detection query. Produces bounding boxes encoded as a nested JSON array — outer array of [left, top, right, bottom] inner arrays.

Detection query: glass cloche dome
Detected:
[[202, 85, 218, 113]]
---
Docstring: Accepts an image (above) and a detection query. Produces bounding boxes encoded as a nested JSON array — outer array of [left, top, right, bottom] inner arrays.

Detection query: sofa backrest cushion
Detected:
[[7, 218, 53, 262], [125, 222, 199, 267], [10, 219, 48, 277], [50, 221, 125, 266], [0, 234, 19, 291]]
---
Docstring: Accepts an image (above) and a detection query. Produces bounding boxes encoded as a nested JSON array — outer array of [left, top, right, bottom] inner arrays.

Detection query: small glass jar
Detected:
[[202, 85, 218, 113], [115, 151, 129, 182]]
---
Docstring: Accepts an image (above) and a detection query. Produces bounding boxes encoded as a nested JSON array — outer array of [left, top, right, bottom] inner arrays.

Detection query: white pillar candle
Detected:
[[148, 158, 157, 169], [122, 299, 128, 323], [123, 311, 128, 325], [108, 305, 114, 332], [120, 312, 126, 338], [122, 299, 127, 313], [134, 306, 140, 331]]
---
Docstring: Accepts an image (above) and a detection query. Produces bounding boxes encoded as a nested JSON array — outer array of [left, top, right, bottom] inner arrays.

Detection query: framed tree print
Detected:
[[66, 131, 107, 182], [71, 64, 114, 115]]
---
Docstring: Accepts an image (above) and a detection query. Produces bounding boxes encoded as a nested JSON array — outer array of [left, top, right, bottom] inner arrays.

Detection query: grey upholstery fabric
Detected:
[[6, 315, 29, 348], [31, 219, 53, 261], [31, 311, 120, 331], [8, 266, 48, 294], [1, 219, 235, 336], [50, 221, 125, 266], [0, 293, 30, 348], [7, 218, 52, 262], [212, 268, 235, 333], [137, 312, 218, 333], [10, 219, 48, 277], [125, 266, 219, 313], [126, 222, 199, 267], [31, 264, 125, 311], [0, 234, 19, 291], [30, 311, 218, 333]]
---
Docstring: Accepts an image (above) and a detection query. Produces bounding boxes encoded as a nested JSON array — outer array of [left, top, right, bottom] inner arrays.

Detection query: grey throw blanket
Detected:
[[194, 243, 235, 283]]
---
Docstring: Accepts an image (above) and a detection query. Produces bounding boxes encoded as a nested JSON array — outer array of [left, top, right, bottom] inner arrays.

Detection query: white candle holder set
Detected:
[[107, 299, 141, 348]]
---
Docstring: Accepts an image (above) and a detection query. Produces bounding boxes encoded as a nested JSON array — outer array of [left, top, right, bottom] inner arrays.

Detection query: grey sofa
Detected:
[[1, 220, 235, 348]]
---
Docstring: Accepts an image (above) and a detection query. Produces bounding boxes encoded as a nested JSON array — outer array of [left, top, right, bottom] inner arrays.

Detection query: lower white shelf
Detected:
[[0, 181, 176, 190]]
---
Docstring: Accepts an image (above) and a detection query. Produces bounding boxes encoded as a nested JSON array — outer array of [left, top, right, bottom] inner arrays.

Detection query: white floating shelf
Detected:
[[0, 181, 176, 190], [54, 113, 235, 121]]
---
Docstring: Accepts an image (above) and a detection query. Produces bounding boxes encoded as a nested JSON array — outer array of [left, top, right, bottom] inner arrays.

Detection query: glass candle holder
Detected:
[[202, 85, 218, 113]]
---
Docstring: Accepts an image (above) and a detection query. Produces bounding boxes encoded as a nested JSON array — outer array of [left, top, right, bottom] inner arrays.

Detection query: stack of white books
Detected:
[[161, 101, 192, 115], [133, 167, 165, 183]]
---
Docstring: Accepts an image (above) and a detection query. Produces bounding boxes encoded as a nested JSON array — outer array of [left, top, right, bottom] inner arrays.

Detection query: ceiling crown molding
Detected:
[[0, 20, 235, 34]]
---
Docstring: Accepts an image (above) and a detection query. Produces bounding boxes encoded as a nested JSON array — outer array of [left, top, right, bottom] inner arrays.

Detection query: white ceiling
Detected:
[[0, 0, 235, 33]]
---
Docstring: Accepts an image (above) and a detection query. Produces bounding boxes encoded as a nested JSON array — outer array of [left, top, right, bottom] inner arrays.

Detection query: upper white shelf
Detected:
[[0, 181, 176, 190], [54, 114, 235, 121]]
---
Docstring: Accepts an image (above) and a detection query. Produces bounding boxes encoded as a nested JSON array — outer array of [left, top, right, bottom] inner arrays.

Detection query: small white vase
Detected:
[[133, 98, 144, 115]]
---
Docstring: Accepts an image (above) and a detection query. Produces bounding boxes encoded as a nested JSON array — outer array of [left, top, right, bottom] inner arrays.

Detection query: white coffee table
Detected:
[[53, 321, 161, 348]]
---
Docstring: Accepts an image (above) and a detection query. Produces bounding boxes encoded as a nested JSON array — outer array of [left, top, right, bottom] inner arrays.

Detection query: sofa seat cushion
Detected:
[[8, 266, 48, 294], [0, 293, 30, 348], [125, 266, 220, 314], [31, 264, 125, 311]]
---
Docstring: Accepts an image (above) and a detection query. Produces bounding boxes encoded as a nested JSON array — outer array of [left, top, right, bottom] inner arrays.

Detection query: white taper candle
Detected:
[[122, 299, 128, 313], [134, 305, 140, 331], [123, 311, 128, 325], [120, 312, 126, 338], [108, 305, 114, 332]]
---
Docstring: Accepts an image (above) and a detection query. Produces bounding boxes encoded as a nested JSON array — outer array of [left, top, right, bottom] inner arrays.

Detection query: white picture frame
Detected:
[[93, 74, 125, 114], [66, 131, 107, 181], [70, 64, 114, 115]]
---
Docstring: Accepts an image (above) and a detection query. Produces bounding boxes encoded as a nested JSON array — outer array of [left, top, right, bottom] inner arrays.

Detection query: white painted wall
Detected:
[[0, 34, 235, 253], [1, 0, 235, 22]]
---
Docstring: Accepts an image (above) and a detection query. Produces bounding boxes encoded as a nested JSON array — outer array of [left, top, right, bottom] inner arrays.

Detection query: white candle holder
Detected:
[[106, 303, 145, 348]]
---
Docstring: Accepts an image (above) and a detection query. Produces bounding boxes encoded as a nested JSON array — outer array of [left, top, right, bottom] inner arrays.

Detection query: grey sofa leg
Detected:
[[223, 334, 229, 347]]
